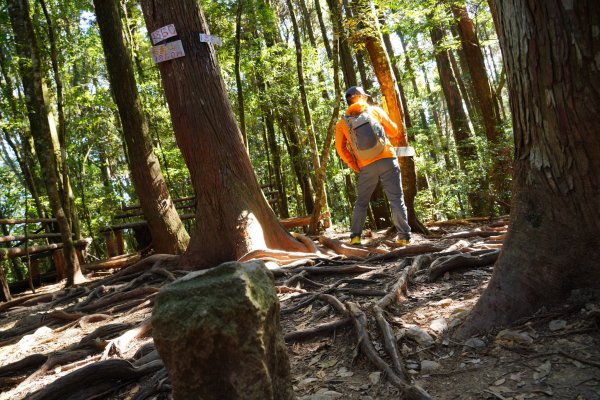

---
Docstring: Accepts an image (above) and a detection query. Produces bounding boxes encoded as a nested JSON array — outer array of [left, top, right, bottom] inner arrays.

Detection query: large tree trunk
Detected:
[[8, 0, 84, 285], [140, 0, 305, 269], [457, 0, 600, 337], [94, 0, 190, 255]]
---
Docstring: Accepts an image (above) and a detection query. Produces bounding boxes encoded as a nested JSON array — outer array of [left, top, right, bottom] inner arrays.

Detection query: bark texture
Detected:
[[94, 0, 190, 255], [457, 0, 600, 337], [140, 0, 305, 270]]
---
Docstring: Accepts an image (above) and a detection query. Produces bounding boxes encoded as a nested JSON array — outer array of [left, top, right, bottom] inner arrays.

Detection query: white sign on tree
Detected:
[[150, 40, 185, 64], [199, 33, 222, 46], [150, 24, 177, 44]]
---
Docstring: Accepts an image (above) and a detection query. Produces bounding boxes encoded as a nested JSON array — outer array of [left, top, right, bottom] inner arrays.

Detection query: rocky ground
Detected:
[[0, 219, 598, 399]]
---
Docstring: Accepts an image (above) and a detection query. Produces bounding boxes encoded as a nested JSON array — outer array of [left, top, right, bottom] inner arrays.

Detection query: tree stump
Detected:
[[152, 260, 293, 400]]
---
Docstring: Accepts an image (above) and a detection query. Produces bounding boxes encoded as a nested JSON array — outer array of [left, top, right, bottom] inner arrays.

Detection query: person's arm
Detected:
[[372, 106, 399, 140], [335, 121, 359, 172]]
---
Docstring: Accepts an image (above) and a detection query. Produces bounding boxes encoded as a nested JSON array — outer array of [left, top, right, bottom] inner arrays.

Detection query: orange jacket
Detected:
[[335, 100, 399, 172]]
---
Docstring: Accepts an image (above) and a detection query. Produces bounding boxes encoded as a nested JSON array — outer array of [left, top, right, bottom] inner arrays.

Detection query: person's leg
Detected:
[[379, 158, 411, 239], [350, 163, 380, 238]]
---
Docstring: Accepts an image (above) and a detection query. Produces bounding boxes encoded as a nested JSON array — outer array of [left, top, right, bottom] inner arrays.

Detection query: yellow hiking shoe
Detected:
[[350, 236, 362, 246], [396, 234, 412, 246]]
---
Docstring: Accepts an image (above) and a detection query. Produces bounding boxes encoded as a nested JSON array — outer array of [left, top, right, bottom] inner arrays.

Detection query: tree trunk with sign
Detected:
[[140, 0, 306, 269], [94, 0, 190, 255], [457, 0, 600, 337]]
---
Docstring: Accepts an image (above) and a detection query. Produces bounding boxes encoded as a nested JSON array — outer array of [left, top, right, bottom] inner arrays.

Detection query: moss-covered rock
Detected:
[[152, 260, 293, 400]]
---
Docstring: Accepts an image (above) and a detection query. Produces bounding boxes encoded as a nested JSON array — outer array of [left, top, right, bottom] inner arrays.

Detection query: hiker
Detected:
[[335, 86, 411, 245]]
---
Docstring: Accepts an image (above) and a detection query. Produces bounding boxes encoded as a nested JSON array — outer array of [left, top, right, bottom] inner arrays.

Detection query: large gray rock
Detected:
[[152, 260, 293, 400]]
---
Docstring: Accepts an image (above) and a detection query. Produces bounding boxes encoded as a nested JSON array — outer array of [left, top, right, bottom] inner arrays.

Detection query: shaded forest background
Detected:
[[0, 0, 511, 286]]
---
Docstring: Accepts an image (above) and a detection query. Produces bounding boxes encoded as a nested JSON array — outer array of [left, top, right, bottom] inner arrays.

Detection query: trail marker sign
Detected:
[[199, 33, 222, 46], [150, 40, 185, 64], [151, 24, 177, 44]]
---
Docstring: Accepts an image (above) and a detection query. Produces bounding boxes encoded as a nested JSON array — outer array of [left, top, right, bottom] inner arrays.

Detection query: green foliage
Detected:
[[0, 0, 513, 284]]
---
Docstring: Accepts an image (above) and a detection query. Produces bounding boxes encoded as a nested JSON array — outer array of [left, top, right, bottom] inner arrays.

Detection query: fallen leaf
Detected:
[[318, 358, 338, 369], [297, 377, 318, 389], [489, 385, 512, 394], [336, 367, 354, 378], [435, 298, 453, 307], [548, 320, 567, 331], [368, 372, 381, 385], [494, 378, 506, 386], [571, 360, 584, 368], [533, 360, 552, 381], [510, 372, 523, 382], [495, 329, 534, 346], [430, 317, 448, 333], [308, 354, 322, 366]]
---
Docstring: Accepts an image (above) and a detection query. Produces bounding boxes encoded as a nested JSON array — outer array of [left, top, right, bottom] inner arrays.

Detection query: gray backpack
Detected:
[[345, 109, 387, 160]]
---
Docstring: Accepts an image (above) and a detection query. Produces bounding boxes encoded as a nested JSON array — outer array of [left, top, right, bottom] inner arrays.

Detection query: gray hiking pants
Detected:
[[350, 157, 411, 238]]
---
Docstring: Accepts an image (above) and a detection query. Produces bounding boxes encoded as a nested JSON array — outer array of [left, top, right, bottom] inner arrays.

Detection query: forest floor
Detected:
[[0, 219, 599, 400]]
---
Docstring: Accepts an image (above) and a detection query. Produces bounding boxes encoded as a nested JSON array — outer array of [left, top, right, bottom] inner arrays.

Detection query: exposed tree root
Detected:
[[284, 265, 379, 276], [319, 236, 387, 257], [0, 291, 63, 313], [276, 286, 307, 294], [0, 354, 48, 377], [101, 318, 152, 359], [83, 252, 142, 271], [238, 248, 320, 263], [444, 230, 503, 239], [346, 302, 432, 400], [15, 349, 96, 392], [131, 368, 169, 400], [428, 249, 500, 281], [284, 318, 352, 342], [74, 286, 159, 313], [93, 254, 180, 288], [24, 359, 163, 400], [373, 305, 407, 376], [366, 244, 444, 262], [291, 232, 322, 254]]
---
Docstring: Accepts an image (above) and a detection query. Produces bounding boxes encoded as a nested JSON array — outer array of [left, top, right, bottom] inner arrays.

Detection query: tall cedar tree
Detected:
[[451, 1, 511, 210], [139, 0, 306, 269], [7, 0, 85, 285], [457, 0, 600, 337], [93, 0, 190, 255]]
